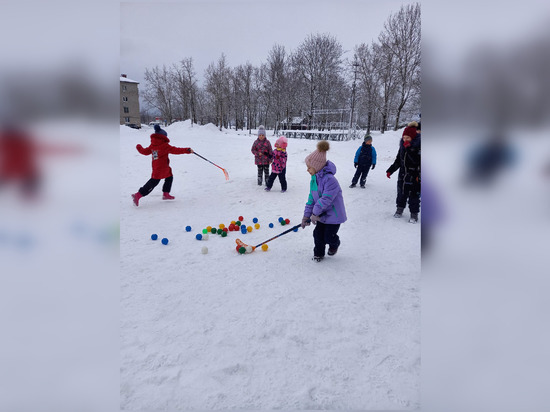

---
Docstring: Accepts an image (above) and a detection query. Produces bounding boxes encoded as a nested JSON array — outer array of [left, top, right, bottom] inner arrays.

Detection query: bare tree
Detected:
[[379, 3, 421, 130], [204, 54, 232, 130], [292, 33, 345, 123], [142, 65, 176, 122], [356, 43, 382, 134]]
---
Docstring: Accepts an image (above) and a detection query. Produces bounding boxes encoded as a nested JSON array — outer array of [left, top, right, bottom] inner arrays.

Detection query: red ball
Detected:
[[285, 218, 290, 224], [236, 245, 241, 252], [238, 216, 244, 221], [223, 227, 228, 232]]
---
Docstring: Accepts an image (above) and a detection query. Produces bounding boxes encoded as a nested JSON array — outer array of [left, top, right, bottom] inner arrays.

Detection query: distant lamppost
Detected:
[[348, 59, 359, 138]]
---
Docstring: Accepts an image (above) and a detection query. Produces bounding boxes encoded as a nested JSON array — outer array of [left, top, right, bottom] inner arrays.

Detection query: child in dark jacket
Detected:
[[386, 122, 421, 222], [131, 129, 193, 206], [265, 136, 288, 192], [350, 134, 377, 188], [251, 125, 273, 185], [300, 140, 347, 262]]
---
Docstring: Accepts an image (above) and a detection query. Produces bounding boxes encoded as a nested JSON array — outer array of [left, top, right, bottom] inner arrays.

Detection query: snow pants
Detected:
[[351, 164, 372, 186], [313, 222, 341, 258], [266, 167, 287, 191], [138, 175, 173, 196], [257, 165, 269, 185], [396, 178, 420, 214]]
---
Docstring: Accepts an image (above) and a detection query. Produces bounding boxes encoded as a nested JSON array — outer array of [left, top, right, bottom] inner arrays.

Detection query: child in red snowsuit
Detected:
[[132, 127, 193, 206]]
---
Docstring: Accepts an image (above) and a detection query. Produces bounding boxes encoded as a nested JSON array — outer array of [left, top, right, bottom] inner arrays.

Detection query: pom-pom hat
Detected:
[[305, 140, 330, 173], [402, 125, 417, 139], [258, 125, 266, 136]]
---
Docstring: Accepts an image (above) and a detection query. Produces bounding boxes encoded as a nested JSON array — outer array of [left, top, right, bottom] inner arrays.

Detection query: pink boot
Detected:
[[163, 192, 175, 200], [131, 192, 142, 206]]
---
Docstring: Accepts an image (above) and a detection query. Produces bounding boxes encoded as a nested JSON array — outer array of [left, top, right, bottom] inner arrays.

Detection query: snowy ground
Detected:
[[120, 121, 420, 409]]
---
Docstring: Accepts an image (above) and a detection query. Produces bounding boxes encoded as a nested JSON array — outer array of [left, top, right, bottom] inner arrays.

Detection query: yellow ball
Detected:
[[206, 226, 212, 231], [219, 223, 225, 229], [254, 223, 260, 229], [247, 226, 253, 232], [261, 244, 268, 251], [230, 220, 236, 225]]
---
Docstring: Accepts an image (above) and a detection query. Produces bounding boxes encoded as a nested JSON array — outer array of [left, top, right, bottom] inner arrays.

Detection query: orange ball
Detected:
[[247, 226, 252, 232], [254, 223, 260, 229], [261, 244, 268, 251]]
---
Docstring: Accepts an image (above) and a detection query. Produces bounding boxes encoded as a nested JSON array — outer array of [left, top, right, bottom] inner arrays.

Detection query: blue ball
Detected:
[[195, 234, 202, 240], [241, 227, 247, 234], [293, 227, 299, 232], [161, 238, 169, 245], [269, 223, 274, 228], [253, 217, 258, 223], [151, 234, 158, 240], [278, 217, 284, 222], [185, 226, 192, 232]]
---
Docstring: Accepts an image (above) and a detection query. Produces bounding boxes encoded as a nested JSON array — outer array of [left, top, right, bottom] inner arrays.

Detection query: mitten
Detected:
[[301, 216, 311, 229], [354, 162, 358, 168], [310, 215, 321, 225], [386, 172, 391, 179], [371, 164, 376, 170]]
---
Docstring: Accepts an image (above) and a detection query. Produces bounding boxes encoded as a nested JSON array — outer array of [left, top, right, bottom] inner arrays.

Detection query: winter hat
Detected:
[[402, 125, 417, 139], [305, 140, 330, 173], [275, 135, 288, 149], [364, 134, 373, 142], [407, 121, 419, 128], [258, 125, 266, 137], [154, 124, 161, 132]]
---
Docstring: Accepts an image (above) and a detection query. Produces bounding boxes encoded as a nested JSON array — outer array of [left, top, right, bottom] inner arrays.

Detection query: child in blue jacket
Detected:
[[350, 134, 376, 188]]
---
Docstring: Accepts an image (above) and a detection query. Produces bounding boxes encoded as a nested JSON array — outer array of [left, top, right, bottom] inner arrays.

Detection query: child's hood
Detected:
[[150, 133, 170, 145], [317, 160, 337, 178]]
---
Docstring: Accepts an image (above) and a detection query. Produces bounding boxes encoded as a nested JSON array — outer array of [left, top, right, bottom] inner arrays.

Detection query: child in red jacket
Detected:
[[131, 127, 193, 206]]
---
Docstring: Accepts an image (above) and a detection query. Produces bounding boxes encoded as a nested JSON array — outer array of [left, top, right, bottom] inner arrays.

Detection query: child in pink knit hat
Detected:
[[301, 140, 347, 262], [265, 135, 288, 192]]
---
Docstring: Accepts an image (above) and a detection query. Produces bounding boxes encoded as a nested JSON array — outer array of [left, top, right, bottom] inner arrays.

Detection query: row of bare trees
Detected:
[[141, 3, 420, 134]]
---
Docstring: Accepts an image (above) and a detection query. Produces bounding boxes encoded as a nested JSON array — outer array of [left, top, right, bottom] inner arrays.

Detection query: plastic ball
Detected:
[[219, 224, 225, 229], [254, 223, 260, 230], [269, 223, 274, 228], [238, 246, 246, 254], [222, 227, 228, 232], [253, 217, 258, 223], [261, 244, 268, 251], [238, 216, 244, 221], [229, 224, 235, 231], [206, 226, 212, 231], [195, 234, 202, 240], [203, 234, 209, 240], [281, 221, 286, 226], [245, 246, 253, 253], [185, 226, 192, 232], [241, 227, 247, 234], [236, 245, 241, 252], [285, 218, 290, 224], [201, 246, 208, 254], [235, 221, 241, 226], [202, 228, 208, 234], [151, 234, 158, 240], [293, 227, 299, 232], [247, 226, 252, 232], [231, 220, 236, 225], [278, 217, 284, 222], [210, 228, 217, 234], [161, 238, 169, 245], [217, 228, 223, 234], [221, 231, 227, 238]]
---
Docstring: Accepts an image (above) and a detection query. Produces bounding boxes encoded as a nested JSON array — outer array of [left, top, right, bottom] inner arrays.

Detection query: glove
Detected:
[[371, 164, 376, 170], [310, 215, 321, 225], [301, 216, 311, 229], [386, 172, 391, 179], [354, 162, 358, 168]]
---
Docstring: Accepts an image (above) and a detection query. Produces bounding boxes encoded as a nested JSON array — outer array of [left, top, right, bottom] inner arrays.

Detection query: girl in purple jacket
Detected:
[[301, 140, 347, 262], [265, 136, 288, 192]]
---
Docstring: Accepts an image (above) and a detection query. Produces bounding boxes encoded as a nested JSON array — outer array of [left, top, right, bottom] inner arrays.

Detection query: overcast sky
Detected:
[[120, 0, 417, 86]]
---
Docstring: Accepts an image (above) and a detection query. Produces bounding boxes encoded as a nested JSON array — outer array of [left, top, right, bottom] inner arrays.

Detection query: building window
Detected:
[[124, 117, 130, 123], [122, 96, 128, 102], [123, 107, 129, 113], [122, 85, 127, 91]]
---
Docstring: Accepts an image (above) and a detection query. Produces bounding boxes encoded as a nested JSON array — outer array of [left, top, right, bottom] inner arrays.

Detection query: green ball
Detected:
[[221, 231, 227, 237], [202, 228, 208, 234], [238, 246, 246, 254], [210, 228, 216, 234], [217, 228, 222, 234], [236, 221, 241, 226], [281, 221, 286, 226]]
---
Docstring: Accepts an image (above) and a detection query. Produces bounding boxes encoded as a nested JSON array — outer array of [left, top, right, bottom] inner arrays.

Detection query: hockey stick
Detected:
[[236, 223, 304, 254], [193, 152, 229, 180]]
